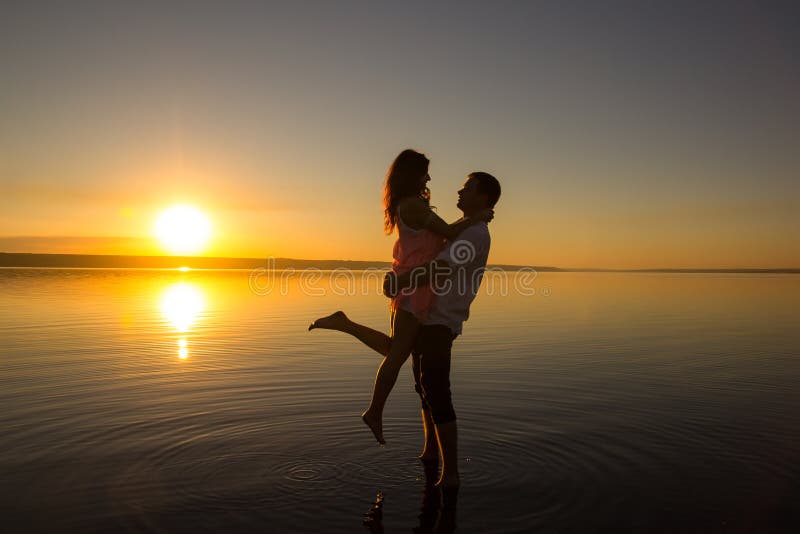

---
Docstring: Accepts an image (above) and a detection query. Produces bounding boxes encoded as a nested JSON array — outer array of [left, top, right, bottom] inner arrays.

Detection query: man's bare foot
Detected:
[[419, 453, 439, 483], [417, 450, 439, 463], [435, 475, 460, 489], [308, 310, 349, 331], [361, 410, 385, 445]]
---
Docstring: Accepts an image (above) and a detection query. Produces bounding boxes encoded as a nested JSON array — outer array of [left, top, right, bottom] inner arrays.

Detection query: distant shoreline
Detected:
[[1, 252, 798, 274]]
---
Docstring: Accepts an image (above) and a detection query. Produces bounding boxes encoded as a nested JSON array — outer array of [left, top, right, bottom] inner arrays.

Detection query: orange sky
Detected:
[[2, 3, 799, 269]]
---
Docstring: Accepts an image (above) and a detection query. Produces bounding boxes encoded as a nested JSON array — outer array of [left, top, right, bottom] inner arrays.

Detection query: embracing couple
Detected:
[[309, 149, 501, 489]]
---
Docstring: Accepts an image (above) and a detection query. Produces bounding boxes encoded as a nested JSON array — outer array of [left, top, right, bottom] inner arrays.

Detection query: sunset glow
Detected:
[[1, 3, 798, 270]]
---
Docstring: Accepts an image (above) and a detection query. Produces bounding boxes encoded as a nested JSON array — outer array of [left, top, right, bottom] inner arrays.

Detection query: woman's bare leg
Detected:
[[309, 311, 391, 357], [361, 309, 420, 444]]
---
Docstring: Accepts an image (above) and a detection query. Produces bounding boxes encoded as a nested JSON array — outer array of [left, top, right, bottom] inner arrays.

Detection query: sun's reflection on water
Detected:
[[160, 282, 205, 360]]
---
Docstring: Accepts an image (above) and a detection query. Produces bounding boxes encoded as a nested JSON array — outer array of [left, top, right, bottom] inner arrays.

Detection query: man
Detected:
[[384, 171, 501, 489]]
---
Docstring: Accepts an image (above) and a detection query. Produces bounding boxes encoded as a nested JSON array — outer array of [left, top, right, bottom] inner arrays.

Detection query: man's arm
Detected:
[[383, 259, 452, 298], [399, 198, 492, 241]]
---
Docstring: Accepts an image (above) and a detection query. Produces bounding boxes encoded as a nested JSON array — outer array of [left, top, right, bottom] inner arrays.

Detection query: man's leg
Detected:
[[417, 326, 459, 488], [434, 420, 459, 488], [412, 349, 440, 462], [419, 408, 439, 462]]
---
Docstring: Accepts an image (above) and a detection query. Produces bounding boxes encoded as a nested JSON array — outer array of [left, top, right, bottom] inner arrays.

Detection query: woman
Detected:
[[309, 149, 492, 445]]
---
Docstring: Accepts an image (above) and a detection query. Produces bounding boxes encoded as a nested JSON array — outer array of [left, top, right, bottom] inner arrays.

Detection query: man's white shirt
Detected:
[[424, 222, 491, 335]]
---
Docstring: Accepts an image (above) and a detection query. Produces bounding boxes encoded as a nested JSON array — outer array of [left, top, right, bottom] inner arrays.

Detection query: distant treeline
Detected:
[[0, 253, 391, 270], [0, 253, 797, 273]]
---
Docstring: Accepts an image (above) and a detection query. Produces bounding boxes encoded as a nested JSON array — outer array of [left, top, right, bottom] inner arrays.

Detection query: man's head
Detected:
[[456, 172, 501, 216]]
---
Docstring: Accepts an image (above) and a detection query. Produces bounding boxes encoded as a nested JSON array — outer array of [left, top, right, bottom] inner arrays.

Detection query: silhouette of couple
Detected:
[[310, 149, 501, 490]]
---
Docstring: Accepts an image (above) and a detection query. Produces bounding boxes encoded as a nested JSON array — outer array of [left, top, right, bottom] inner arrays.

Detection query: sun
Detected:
[[155, 205, 212, 255]]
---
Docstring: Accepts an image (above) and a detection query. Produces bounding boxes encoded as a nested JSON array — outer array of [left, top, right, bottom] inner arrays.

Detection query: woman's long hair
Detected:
[[383, 149, 430, 234]]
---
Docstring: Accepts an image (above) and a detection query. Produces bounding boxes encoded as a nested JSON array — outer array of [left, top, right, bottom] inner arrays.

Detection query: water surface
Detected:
[[1, 269, 798, 532]]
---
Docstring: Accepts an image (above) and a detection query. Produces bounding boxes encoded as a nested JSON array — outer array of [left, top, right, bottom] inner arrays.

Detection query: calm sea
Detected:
[[1, 268, 798, 533]]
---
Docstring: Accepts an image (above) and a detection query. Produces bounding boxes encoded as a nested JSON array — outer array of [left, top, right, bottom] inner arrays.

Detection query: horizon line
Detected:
[[1, 252, 798, 274]]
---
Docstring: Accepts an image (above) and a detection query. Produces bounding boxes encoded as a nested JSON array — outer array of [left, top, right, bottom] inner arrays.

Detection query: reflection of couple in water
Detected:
[[361, 458, 458, 534], [310, 149, 501, 492]]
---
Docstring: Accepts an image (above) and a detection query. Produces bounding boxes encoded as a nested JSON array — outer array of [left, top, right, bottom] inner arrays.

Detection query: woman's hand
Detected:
[[474, 208, 495, 223]]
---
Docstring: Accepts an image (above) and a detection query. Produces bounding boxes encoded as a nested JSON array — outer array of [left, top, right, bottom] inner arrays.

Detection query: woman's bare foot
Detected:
[[361, 410, 385, 445], [308, 310, 349, 331]]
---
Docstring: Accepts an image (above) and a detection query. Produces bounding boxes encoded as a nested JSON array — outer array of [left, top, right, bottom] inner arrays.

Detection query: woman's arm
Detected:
[[398, 197, 491, 241]]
